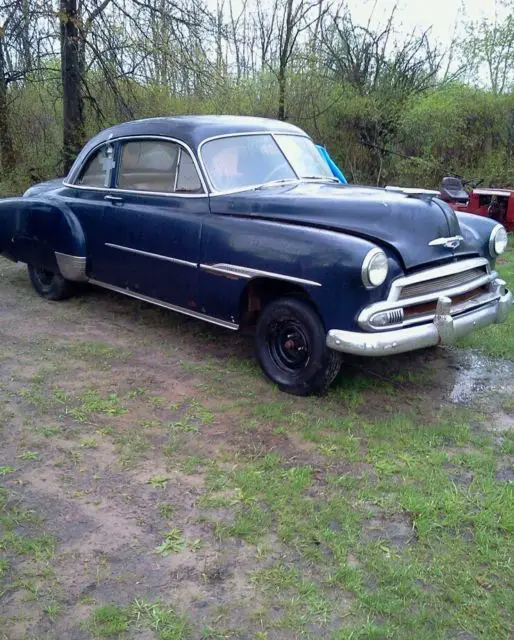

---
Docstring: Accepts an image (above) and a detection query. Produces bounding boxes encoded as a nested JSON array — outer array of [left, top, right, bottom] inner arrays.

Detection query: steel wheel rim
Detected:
[[34, 268, 54, 287], [267, 318, 311, 372]]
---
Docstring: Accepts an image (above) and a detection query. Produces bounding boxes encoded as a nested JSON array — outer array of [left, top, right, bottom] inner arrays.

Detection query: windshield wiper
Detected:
[[254, 178, 300, 190], [301, 175, 339, 182]]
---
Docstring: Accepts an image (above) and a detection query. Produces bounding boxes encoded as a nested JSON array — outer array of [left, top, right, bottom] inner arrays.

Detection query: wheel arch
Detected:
[[238, 276, 322, 330]]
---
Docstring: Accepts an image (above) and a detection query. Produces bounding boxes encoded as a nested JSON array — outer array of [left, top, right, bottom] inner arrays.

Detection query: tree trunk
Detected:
[[277, 66, 286, 120], [60, 0, 84, 174], [0, 33, 16, 175], [22, 0, 32, 71]]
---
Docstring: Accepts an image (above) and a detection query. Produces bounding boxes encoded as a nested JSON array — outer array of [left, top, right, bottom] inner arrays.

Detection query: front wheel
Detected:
[[255, 297, 342, 396], [27, 264, 77, 301]]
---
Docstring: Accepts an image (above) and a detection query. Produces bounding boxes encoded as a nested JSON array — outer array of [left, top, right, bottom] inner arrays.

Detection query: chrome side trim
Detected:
[[200, 262, 322, 287], [327, 287, 512, 357], [104, 243, 197, 268], [88, 279, 239, 330], [387, 257, 490, 302], [64, 134, 208, 196], [54, 252, 88, 282]]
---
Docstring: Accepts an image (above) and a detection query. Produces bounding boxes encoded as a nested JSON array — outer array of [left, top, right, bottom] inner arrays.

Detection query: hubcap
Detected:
[[267, 319, 311, 372], [34, 268, 54, 287]]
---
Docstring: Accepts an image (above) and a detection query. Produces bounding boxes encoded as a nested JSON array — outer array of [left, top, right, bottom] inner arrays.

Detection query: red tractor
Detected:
[[439, 176, 514, 232]]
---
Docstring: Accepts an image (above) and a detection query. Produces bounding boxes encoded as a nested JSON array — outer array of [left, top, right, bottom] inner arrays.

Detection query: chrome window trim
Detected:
[[61, 183, 208, 199], [89, 279, 239, 330], [197, 130, 319, 195], [387, 257, 490, 302], [105, 243, 197, 268], [173, 147, 182, 193], [71, 141, 115, 190], [272, 132, 334, 181], [200, 262, 322, 288], [64, 134, 208, 197]]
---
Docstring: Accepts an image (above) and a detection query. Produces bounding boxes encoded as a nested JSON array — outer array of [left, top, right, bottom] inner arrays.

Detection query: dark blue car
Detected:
[[0, 116, 511, 394]]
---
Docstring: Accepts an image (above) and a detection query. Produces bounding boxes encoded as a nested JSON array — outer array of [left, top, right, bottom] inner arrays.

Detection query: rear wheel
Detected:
[[27, 264, 76, 301], [255, 297, 342, 396]]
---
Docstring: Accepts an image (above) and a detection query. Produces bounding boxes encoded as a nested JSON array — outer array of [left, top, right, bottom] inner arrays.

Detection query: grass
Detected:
[[155, 528, 186, 555], [87, 604, 131, 637], [458, 243, 514, 359], [192, 405, 514, 638], [86, 600, 190, 638], [0, 466, 16, 476]]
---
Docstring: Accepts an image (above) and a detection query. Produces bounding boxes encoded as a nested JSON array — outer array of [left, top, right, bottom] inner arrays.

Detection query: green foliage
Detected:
[[155, 528, 186, 555], [87, 604, 131, 637]]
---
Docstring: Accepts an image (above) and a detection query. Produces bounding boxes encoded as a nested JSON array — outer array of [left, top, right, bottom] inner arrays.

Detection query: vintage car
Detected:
[[0, 116, 511, 395]]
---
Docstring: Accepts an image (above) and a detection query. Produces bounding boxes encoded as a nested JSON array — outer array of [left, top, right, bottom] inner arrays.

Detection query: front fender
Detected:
[[0, 196, 87, 280], [457, 211, 498, 264], [199, 214, 402, 331]]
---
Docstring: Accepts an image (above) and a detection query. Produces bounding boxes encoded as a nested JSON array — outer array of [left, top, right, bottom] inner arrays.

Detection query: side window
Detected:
[[76, 144, 114, 187], [176, 150, 203, 193], [117, 140, 179, 192]]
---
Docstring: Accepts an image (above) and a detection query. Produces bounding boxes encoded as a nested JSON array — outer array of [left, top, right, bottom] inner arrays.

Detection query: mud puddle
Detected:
[[448, 349, 514, 404]]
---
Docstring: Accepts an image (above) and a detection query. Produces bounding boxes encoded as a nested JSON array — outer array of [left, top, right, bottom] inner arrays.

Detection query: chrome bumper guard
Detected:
[[327, 279, 512, 357]]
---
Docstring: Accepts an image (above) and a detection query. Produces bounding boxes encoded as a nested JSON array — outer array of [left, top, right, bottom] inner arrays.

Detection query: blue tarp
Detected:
[[316, 145, 347, 184]]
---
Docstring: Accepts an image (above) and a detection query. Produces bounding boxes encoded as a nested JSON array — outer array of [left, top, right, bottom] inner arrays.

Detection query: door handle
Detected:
[[104, 194, 123, 202]]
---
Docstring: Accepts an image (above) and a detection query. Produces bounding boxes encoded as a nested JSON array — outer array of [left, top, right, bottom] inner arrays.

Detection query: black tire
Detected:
[[255, 297, 342, 396], [27, 264, 76, 301]]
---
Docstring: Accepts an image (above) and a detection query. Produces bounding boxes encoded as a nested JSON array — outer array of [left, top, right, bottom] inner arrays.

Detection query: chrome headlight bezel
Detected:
[[489, 224, 508, 258], [362, 248, 389, 288]]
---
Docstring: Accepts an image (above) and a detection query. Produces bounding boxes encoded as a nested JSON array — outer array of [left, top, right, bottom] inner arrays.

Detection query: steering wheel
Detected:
[[462, 178, 484, 189]]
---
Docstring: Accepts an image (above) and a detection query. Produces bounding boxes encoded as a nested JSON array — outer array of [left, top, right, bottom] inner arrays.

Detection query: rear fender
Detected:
[[0, 196, 88, 281]]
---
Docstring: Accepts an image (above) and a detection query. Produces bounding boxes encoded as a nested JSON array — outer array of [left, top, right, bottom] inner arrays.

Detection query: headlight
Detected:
[[362, 248, 388, 288], [489, 225, 508, 257]]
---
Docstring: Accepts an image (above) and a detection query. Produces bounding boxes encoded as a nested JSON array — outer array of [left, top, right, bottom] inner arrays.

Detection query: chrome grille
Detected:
[[388, 309, 404, 324], [398, 266, 488, 300]]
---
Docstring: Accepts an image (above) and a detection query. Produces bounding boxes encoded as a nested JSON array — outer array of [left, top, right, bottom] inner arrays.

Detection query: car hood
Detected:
[[211, 182, 482, 269]]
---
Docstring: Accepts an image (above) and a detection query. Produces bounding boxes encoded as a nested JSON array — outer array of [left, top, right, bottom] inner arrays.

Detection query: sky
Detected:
[[347, 0, 506, 46]]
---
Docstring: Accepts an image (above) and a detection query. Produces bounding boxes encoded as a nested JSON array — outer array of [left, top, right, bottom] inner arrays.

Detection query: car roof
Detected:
[[67, 115, 307, 182], [103, 115, 304, 146]]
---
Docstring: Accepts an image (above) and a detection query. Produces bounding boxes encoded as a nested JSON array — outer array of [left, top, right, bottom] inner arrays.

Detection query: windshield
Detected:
[[201, 133, 333, 192]]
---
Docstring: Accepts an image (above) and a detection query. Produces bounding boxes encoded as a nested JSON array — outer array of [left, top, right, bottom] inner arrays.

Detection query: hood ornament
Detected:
[[429, 235, 464, 250]]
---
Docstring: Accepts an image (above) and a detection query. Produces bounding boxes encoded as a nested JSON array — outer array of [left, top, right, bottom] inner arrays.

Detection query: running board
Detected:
[[88, 279, 239, 331]]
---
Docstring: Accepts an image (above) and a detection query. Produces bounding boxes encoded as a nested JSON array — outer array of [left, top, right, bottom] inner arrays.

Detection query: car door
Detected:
[[99, 137, 208, 310]]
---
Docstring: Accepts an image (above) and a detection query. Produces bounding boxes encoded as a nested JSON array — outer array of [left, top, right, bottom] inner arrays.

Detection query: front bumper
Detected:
[[326, 279, 512, 357]]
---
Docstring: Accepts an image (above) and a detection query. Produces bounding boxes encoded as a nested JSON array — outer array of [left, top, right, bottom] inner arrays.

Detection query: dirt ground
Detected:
[[1, 260, 513, 640]]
